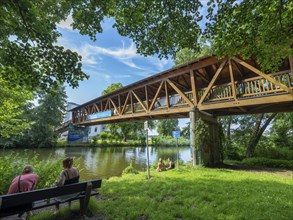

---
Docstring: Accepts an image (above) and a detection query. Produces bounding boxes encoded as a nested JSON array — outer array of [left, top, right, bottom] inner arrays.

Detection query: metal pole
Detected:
[[176, 137, 179, 170], [146, 129, 150, 179]]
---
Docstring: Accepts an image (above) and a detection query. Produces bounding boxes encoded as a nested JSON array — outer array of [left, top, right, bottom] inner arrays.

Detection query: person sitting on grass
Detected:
[[165, 158, 175, 170], [156, 158, 165, 172]]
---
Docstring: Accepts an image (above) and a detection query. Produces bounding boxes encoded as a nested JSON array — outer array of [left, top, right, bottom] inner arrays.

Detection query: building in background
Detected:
[[60, 102, 106, 142]]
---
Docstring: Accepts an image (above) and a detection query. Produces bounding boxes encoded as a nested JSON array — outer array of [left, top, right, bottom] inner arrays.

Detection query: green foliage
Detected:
[[194, 118, 209, 150], [0, 77, 33, 139], [101, 82, 124, 95], [157, 119, 179, 136], [174, 44, 211, 66], [151, 136, 189, 146], [0, 152, 62, 195], [0, 0, 88, 91], [241, 157, 293, 169], [254, 146, 293, 161], [205, 0, 293, 71], [29, 86, 67, 147], [123, 159, 139, 175]]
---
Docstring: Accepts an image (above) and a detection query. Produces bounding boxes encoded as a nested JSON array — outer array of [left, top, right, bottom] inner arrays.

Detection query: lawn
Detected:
[[32, 166, 293, 220]]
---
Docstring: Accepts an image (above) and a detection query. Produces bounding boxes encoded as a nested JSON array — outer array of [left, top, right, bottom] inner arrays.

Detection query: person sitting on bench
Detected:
[[55, 157, 80, 211], [8, 165, 39, 219]]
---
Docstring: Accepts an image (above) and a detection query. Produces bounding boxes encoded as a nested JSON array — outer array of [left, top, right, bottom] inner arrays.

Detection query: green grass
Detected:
[[31, 166, 293, 220]]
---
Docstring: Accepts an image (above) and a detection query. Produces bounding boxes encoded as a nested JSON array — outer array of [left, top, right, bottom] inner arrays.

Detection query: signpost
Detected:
[[144, 121, 150, 179], [172, 131, 180, 170]]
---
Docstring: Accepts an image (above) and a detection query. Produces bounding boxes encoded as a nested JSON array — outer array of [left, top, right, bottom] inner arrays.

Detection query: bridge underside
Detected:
[[70, 55, 293, 127]]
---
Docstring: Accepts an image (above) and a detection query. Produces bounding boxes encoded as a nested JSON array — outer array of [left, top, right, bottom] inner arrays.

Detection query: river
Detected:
[[1, 146, 192, 180]]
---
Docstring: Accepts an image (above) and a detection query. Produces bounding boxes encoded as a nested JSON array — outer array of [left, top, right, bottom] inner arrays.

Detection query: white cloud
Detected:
[[57, 15, 74, 30]]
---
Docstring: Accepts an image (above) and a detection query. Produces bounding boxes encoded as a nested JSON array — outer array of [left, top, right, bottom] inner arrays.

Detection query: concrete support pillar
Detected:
[[190, 109, 222, 166], [189, 109, 200, 166]]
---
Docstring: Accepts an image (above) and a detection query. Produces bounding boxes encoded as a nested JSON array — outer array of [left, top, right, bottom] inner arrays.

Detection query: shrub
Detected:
[[123, 159, 139, 174], [241, 157, 293, 169], [0, 152, 63, 195], [254, 146, 293, 160]]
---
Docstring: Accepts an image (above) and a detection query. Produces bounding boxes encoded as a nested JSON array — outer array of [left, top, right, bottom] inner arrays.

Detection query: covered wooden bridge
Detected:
[[69, 55, 293, 165]]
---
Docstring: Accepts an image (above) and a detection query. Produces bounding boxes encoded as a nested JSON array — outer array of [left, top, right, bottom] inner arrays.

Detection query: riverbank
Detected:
[[30, 165, 293, 220]]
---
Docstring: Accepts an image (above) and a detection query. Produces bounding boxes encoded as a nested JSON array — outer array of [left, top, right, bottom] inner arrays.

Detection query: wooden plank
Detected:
[[130, 91, 134, 113], [166, 79, 194, 107], [190, 70, 198, 104], [233, 57, 293, 95], [198, 58, 228, 105], [118, 95, 121, 114]]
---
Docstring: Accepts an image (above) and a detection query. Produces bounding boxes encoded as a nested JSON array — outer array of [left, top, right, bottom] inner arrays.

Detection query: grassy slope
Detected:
[[30, 166, 292, 220], [91, 167, 292, 220]]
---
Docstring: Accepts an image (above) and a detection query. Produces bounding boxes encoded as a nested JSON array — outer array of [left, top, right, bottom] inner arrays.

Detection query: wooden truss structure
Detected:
[[71, 55, 293, 126]]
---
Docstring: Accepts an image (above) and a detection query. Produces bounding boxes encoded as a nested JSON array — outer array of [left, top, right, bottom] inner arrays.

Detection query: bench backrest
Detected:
[[0, 179, 102, 209]]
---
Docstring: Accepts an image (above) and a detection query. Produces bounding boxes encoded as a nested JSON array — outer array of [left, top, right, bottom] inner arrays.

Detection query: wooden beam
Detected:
[[228, 59, 237, 100], [109, 98, 119, 115], [130, 91, 134, 113], [164, 81, 170, 108], [145, 86, 149, 110], [118, 95, 121, 114], [190, 70, 198, 105], [132, 91, 147, 111], [198, 58, 228, 105], [121, 91, 130, 114], [149, 81, 164, 111], [233, 57, 293, 95], [166, 79, 194, 107]]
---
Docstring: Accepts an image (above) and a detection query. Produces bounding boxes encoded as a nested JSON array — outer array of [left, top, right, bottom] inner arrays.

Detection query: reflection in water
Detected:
[[0, 146, 191, 180]]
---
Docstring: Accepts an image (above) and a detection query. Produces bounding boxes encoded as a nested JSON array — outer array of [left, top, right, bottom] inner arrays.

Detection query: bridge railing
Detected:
[[198, 70, 292, 103]]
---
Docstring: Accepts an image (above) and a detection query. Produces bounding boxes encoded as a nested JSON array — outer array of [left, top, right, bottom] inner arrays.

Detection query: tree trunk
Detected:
[[246, 113, 277, 157]]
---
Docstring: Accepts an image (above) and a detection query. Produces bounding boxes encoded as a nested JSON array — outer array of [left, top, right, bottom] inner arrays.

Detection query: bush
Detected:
[[254, 146, 293, 160], [123, 160, 139, 174], [0, 152, 63, 195], [241, 157, 293, 169]]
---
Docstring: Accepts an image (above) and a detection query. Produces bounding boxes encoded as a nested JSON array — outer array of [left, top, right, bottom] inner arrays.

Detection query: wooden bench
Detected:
[[0, 179, 102, 218]]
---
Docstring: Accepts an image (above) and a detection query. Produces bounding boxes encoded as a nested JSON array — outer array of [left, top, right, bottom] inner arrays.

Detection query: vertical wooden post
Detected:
[[165, 81, 170, 108], [190, 70, 198, 105], [80, 182, 92, 216], [145, 86, 149, 111]]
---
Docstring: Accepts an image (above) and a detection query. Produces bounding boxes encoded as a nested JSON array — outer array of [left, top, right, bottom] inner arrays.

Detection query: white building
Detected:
[[61, 102, 106, 139]]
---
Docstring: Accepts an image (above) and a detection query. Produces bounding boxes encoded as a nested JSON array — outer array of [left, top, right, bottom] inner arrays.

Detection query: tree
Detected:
[[102, 83, 124, 95], [270, 113, 293, 149], [0, 0, 88, 91], [30, 86, 67, 147], [0, 76, 33, 139], [205, 0, 292, 71], [157, 119, 179, 136], [174, 45, 212, 66]]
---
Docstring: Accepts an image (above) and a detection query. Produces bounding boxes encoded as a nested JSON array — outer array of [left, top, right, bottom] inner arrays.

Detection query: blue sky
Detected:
[[57, 18, 174, 105], [55, 6, 215, 129]]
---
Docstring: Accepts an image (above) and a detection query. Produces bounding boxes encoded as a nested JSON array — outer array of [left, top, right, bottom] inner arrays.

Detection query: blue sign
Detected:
[[87, 110, 112, 120], [172, 131, 180, 138]]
